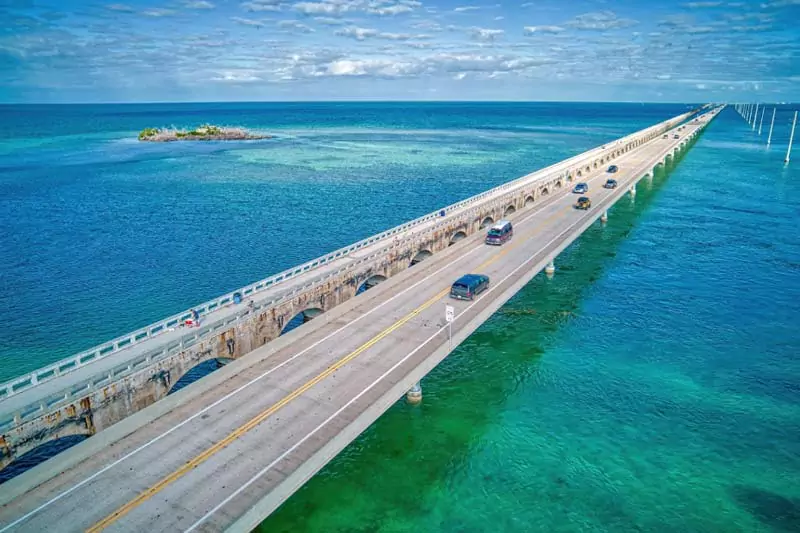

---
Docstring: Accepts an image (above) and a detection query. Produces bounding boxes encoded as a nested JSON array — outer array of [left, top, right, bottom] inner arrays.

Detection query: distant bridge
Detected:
[[0, 105, 722, 533]]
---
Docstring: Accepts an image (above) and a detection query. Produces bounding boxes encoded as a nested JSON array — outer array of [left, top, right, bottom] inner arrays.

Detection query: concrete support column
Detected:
[[545, 260, 555, 276], [601, 211, 608, 224], [406, 382, 422, 404], [629, 185, 637, 197]]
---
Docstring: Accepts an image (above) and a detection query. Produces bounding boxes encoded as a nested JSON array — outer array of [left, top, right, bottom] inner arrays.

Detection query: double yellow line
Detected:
[[87, 287, 448, 532], [88, 199, 574, 532]]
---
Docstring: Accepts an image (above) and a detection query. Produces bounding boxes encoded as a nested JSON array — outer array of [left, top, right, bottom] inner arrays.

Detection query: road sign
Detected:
[[445, 305, 454, 323]]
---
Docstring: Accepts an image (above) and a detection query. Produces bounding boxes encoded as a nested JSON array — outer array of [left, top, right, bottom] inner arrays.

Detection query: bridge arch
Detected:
[[504, 204, 516, 216], [540, 187, 549, 197], [524, 195, 535, 207], [479, 216, 494, 229], [410, 249, 432, 266], [280, 307, 324, 336], [357, 274, 387, 295], [449, 230, 468, 246], [168, 357, 235, 396], [0, 435, 89, 482], [555, 179, 563, 189]]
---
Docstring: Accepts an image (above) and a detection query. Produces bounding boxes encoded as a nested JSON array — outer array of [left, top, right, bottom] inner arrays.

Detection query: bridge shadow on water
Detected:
[[257, 153, 691, 532], [0, 435, 88, 486]]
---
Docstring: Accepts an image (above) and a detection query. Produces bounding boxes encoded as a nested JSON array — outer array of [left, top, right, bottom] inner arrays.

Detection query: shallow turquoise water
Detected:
[[1, 104, 798, 530]]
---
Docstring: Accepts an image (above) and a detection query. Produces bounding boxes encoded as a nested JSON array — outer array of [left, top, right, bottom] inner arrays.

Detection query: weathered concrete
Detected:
[[0, 107, 722, 533], [0, 105, 713, 474]]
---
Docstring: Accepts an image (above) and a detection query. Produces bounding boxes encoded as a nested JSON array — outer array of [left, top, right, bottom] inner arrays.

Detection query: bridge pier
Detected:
[[406, 382, 422, 404], [629, 185, 637, 198], [545, 260, 555, 277], [600, 211, 608, 224]]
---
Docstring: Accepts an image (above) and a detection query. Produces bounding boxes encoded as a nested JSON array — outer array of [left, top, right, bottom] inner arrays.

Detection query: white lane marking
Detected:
[[183, 140, 677, 531], [2, 125, 698, 533]]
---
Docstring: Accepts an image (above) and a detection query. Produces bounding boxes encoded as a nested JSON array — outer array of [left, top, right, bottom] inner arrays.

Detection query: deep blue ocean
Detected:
[[0, 103, 798, 531]]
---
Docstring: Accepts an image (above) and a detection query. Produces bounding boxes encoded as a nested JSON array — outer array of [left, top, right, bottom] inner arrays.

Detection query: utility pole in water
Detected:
[[767, 108, 776, 147], [786, 111, 797, 165]]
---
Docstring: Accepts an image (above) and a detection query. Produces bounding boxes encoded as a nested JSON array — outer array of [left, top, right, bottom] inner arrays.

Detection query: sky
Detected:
[[1, 0, 799, 103]]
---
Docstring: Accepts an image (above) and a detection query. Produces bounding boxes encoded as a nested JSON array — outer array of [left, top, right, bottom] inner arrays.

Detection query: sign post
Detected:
[[445, 305, 454, 351]]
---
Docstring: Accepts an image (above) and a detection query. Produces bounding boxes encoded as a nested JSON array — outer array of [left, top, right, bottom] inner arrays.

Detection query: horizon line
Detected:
[[0, 99, 716, 106]]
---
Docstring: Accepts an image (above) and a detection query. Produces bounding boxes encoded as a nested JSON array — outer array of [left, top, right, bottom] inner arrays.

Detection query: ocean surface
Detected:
[[1, 103, 799, 531]]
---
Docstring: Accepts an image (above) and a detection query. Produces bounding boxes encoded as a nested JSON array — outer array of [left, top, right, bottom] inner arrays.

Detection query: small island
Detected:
[[137, 124, 271, 142]]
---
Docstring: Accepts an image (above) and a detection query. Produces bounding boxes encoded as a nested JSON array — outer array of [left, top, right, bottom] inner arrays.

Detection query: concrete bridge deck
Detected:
[[0, 107, 721, 532]]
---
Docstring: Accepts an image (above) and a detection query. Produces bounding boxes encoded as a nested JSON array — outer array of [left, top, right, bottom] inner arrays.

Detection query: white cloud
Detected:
[[760, 0, 800, 7], [293, 1, 346, 15], [231, 16, 266, 26], [184, 0, 215, 8], [335, 26, 427, 40], [368, 4, 413, 15], [470, 27, 504, 42], [293, 0, 419, 16], [106, 3, 134, 12], [278, 20, 315, 32], [566, 11, 638, 31], [683, 1, 723, 7], [411, 20, 442, 31], [211, 71, 262, 82], [454, 6, 481, 12], [696, 83, 707, 89], [289, 52, 551, 79], [141, 8, 176, 16], [313, 16, 347, 24], [523, 25, 565, 34], [242, 0, 282, 11]]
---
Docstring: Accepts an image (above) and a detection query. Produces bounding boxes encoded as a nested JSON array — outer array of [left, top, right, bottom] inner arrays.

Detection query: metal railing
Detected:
[[0, 108, 701, 405]]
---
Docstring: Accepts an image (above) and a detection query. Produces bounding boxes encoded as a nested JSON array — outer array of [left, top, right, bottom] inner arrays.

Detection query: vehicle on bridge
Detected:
[[572, 182, 589, 194], [450, 274, 490, 301], [485, 220, 513, 246], [606, 165, 618, 173], [673, 134, 680, 139], [603, 179, 618, 189], [574, 196, 592, 210], [663, 134, 668, 139]]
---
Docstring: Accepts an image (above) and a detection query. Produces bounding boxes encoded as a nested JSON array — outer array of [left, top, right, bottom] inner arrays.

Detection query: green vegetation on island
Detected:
[[137, 124, 271, 142]]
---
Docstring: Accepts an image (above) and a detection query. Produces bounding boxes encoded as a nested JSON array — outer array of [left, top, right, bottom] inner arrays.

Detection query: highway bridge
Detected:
[[0, 105, 722, 532]]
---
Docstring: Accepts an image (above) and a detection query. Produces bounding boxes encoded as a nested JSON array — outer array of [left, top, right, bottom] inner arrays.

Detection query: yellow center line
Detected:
[[87, 286, 448, 532], [88, 186, 589, 532]]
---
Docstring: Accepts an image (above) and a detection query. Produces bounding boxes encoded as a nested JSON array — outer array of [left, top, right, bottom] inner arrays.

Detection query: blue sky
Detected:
[[1, 0, 798, 103]]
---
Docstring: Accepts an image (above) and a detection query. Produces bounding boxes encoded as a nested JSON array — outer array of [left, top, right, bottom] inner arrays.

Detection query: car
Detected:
[[572, 182, 589, 194], [575, 196, 591, 210], [485, 220, 513, 246], [662, 134, 668, 139], [673, 134, 680, 139], [606, 165, 618, 173], [604, 179, 618, 189], [450, 274, 490, 301]]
